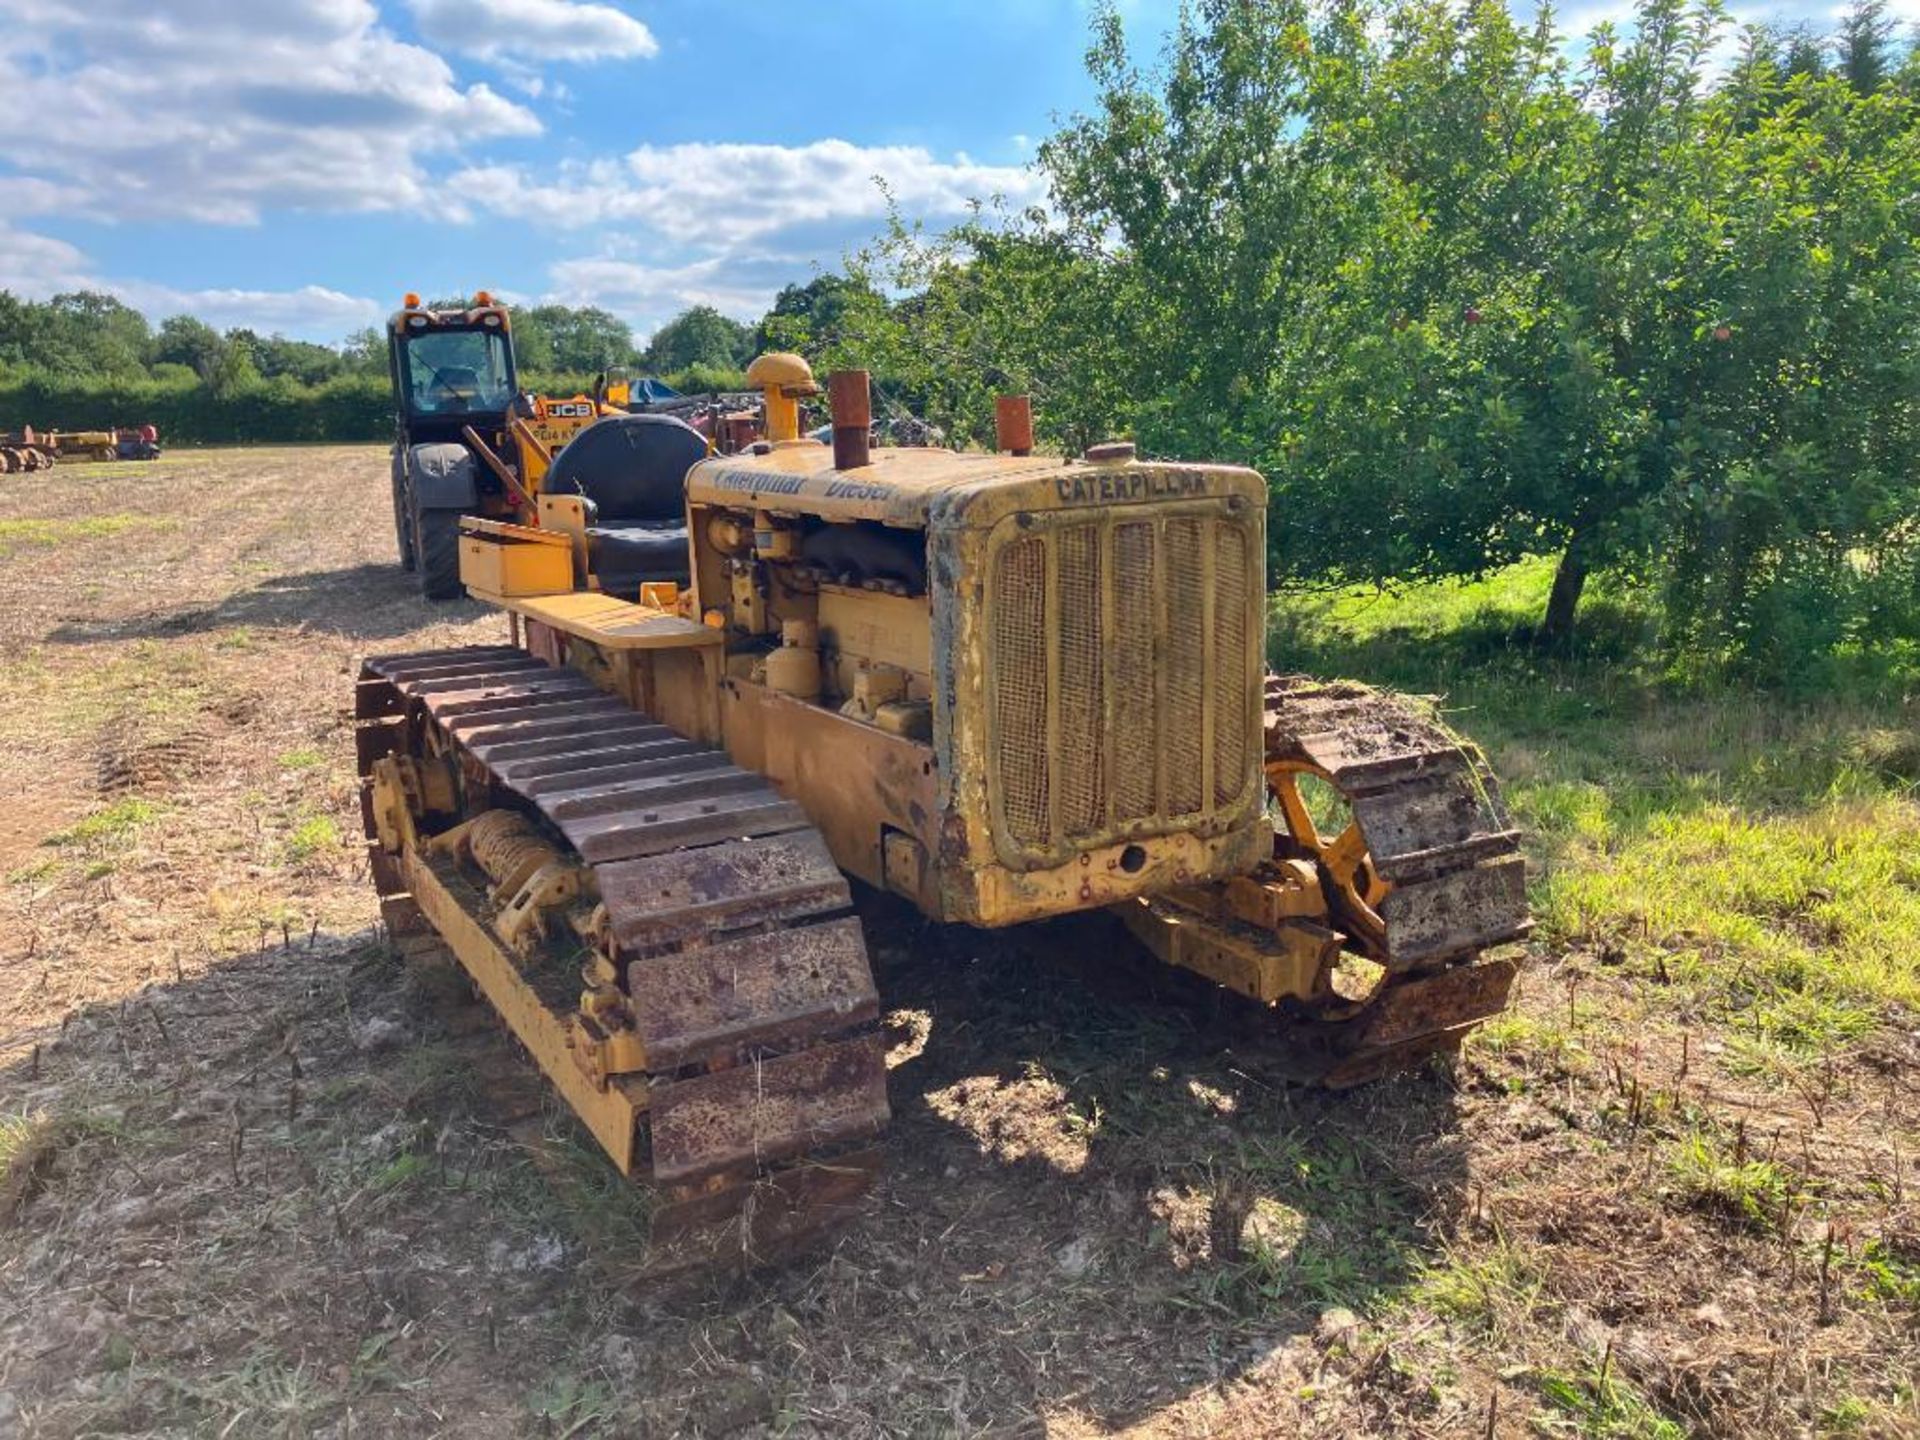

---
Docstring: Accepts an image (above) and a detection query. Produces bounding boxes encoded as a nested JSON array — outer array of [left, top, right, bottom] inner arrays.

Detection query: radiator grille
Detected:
[[987, 506, 1259, 861], [1213, 523, 1250, 808], [1163, 518, 1207, 818], [1056, 523, 1106, 836], [1110, 521, 1158, 822], [993, 536, 1050, 846]]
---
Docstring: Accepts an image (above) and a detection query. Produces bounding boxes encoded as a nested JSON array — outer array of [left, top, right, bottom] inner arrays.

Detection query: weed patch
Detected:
[[284, 813, 339, 864], [1665, 1128, 1804, 1231], [45, 796, 161, 848], [1413, 1238, 1546, 1337], [1529, 1363, 1687, 1439], [0, 515, 161, 554]]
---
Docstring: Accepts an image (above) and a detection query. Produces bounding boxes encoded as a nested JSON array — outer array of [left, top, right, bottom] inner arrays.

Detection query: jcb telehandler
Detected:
[[385, 293, 705, 600], [357, 358, 1530, 1265]]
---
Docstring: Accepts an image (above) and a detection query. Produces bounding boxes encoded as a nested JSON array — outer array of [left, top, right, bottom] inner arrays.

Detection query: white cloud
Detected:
[[504, 140, 1043, 335], [0, 8, 1031, 341], [0, 223, 93, 294], [546, 253, 817, 336], [450, 139, 1044, 245], [0, 222, 381, 340], [123, 282, 384, 336], [0, 0, 540, 224], [406, 0, 657, 63]]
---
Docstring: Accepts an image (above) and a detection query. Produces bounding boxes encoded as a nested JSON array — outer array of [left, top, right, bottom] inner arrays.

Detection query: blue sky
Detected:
[[0, 0, 1849, 345], [0, 0, 1170, 344]]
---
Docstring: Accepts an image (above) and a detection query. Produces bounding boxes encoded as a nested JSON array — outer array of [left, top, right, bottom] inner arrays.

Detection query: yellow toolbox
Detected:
[[457, 518, 575, 598]]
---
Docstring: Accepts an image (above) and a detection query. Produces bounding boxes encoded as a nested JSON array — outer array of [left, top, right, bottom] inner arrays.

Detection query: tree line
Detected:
[[0, 290, 787, 447], [788, 0, 1920, 675]]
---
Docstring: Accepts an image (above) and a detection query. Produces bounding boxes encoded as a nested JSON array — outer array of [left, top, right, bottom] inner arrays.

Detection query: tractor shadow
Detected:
[[0, 902, 1476, 1437], [46, 562, 489, 647], [812, 891, 1476, 1430]]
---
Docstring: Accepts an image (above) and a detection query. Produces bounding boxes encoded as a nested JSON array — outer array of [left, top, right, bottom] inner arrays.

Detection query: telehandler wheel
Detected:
[[391, 455, 416, 573], [411, 498, 463, 600]]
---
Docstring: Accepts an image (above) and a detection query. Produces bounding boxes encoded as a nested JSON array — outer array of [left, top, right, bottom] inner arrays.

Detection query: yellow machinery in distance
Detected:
[[385, 292, 707, 600], [356, 356, 1530, 1264]]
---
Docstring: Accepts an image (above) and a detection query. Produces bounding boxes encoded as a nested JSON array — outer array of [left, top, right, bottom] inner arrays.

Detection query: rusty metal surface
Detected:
[[488, 734, 700, 786], [647, 1036, 888, 1185], [1352, 955, 1518, 1051], [595, 832, 851, 954], [540, 764, 764, 821], [1266, 673, 1532, 972], [1378, 856, 1531, 968], [647, 1148, 884, 1269], [458, 712, 663, 764], [1123, 671, 1532, 1086], [591, 833, 848, 960], [625, 918, 877, 1068], [565, 793, 813, 866]]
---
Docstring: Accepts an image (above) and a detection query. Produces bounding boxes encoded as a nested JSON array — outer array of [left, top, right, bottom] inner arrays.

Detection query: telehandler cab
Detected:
[[385, 292, 705, 600]]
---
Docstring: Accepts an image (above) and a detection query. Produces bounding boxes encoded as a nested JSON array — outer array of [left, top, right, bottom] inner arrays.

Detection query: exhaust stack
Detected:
[[828, 370, 872, 469], [995, 395, 1034, 457]]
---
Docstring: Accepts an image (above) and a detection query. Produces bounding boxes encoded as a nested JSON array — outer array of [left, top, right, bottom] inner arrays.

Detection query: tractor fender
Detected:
[[407, 442, 478, 510]]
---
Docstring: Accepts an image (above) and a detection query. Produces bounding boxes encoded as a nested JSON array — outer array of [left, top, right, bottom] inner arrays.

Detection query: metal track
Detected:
[[355, 645, 888, 1267], [1262, 673, 1532, 1085]]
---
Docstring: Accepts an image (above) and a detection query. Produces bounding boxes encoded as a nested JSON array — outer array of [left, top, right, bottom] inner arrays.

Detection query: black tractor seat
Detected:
[[542, 412, 707, 598], [586, 520, 689, 598]]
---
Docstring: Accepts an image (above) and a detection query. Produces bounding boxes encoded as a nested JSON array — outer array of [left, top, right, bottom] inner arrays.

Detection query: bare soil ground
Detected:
[[0, 448, 1914, 1438]]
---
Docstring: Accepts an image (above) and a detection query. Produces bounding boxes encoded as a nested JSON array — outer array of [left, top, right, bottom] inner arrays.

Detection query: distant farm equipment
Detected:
[[46, 426, 162, 462], [0, 424, 161, 469], [0, 427, 57, 473]]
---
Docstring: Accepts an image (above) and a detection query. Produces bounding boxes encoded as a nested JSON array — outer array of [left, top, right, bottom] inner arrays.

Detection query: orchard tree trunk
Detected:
[[1539, 538, 1590, 650]]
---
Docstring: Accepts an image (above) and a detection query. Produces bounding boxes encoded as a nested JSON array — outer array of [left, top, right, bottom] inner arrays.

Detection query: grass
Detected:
[[0, 1110, 45, 1181], [1413, 1238, 1547, 1336], [0, 1108, 129, 1222], [1273, 559, 1920, 1055], [1665, 1128, 1804, 1230], [0, 514, 161, 553], [1529, 1363, 1688, 1439], [284, 813, 340, 863], [45, 796, 162, 848]]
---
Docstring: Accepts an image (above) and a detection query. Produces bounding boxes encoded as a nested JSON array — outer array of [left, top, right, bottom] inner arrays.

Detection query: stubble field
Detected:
[[0, 447, 1914, 1437]]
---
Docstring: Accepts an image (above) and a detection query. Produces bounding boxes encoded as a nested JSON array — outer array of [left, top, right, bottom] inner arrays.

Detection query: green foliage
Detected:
[[642, 304, 753, 373], [821, 0, 1920, 672], [516, 303, 638, 372], [662, 362, 751, 394], [1667, 1130, 1803, 1229], [152, 315, 226, 381], [756, 273, 881, 353], [1529, 1363, 1688, 1438], [46, 797, 163, 848], [0, 290, 150, 376], [825, 210, 1142, 453], [284, 814, 339, 864], [0, 368, 390, 445], [0, 295, 659, 445]]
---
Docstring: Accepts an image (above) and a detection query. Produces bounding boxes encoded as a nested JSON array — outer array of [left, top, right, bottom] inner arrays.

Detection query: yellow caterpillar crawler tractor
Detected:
[[356, 359, 1530, 1264]]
